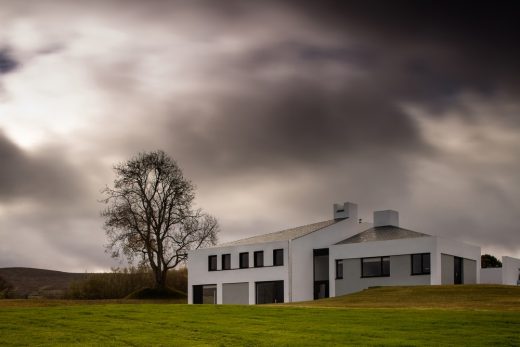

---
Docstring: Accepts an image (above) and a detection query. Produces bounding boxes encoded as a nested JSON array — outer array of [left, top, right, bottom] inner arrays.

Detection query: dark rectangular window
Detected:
[[193, 284, 217, 305], [208, 255, 217, 271], [361, 256, 390, 277], [411, 253, 431, 275], [222, 254, 231, 270], [239, 252, 249, 268], [254, 251, 264, 267], [256, 281, 284, 304], [273, 249, 284, 266], [336, 259, 343, 279]]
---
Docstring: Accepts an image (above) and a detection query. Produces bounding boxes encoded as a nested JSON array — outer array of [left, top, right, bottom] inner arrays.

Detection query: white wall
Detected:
[[434, 237, 481, 284], [481, 268, 502, 284], [187, 240, 288, 304], [330, 236, 437, 297], [502, 256, 520, 285], [335, 255, 431, 295], [290, 218, 371, 302]]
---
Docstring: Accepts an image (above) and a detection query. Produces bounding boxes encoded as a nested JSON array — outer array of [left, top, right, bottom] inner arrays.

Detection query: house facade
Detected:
[[188, 201, 483, 304]]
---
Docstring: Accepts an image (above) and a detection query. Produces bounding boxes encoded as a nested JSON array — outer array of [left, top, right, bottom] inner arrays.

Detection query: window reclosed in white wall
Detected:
[[222, 253, 231, 270], [361, 256, 390, 277], [208, 255, 217, 271], [273, 249, 284, 266], [336, 259, 343, 279], [239, 252, 249, 268], [254, 251, 264, 267], [411, 253, 431, 275]]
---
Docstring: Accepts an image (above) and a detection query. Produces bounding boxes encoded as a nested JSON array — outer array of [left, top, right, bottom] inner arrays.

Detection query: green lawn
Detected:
[[0, 285, 519, 346], [288, 284, 520, 310]]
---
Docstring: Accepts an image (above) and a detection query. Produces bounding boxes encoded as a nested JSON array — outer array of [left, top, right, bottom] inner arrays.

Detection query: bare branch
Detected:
[[101, 150, 219, 289]]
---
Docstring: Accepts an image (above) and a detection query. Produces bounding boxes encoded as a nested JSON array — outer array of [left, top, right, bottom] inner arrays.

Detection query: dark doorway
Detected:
[[256, 281, 284, 304], [314, 280, 329, 299], [313, 248, 329, 300], [454, 257, 463, 284], [193, 284, 217, 304], [193, 285, 203, 304]]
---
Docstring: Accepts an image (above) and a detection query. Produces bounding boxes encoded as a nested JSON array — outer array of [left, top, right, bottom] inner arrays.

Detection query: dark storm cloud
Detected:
[[0, 48, 19, 74], [167, 0, 520, 176], [0, 0, 519, 270], [166, 78, 427, 176], [289, 1, 520, 94], [0, 131, 87, 204]]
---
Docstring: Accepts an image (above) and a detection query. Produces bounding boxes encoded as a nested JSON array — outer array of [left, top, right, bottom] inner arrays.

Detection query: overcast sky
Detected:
[[0, 1, 519, 272]]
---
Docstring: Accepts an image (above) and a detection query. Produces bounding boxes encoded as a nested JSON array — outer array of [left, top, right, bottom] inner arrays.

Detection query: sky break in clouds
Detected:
[[0, 0, 519, 271]]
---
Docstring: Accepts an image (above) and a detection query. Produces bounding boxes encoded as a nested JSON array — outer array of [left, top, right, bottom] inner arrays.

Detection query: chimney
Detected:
[[333, 202, 358, 220], [373, 210, 399, 227]]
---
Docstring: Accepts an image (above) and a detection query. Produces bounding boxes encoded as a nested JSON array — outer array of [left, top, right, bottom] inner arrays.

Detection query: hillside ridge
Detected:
[[0, 267, 86, 298]]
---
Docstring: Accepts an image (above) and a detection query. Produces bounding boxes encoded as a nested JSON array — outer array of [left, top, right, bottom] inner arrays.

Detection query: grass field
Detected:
[[0, 285, 519, 346]]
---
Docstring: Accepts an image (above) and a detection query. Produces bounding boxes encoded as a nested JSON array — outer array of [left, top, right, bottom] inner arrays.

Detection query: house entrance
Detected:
[[313, 248, 329, 299], [454, 257, 463, 284]]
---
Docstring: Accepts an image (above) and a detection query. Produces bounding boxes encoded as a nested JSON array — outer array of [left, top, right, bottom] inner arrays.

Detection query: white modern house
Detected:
[[187, 201, 484, 304]]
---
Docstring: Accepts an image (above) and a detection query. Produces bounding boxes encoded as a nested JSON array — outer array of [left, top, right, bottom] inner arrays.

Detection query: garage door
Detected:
[[222, 282, 249, 304]]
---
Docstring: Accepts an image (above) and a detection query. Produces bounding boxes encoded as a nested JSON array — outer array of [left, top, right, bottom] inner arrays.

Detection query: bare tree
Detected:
[[101, 150, 218, 289]]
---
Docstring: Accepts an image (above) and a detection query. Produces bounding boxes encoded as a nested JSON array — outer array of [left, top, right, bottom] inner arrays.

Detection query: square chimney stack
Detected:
[[333, 202, 358, 220], [373, 210, 399, 227]]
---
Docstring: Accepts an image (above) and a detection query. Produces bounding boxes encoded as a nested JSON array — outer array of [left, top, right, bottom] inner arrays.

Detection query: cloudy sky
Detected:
[[0, 1, 519, 272]]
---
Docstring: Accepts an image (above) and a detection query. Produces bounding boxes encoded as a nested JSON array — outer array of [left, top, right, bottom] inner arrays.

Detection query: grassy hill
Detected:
[[288, 284, 520, 310], [0, 285, 519, 346], [0, 267, 86, 298]]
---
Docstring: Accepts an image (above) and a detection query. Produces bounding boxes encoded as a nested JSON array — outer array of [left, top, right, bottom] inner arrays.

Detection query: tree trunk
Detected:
[[154, 269, 168, 289]]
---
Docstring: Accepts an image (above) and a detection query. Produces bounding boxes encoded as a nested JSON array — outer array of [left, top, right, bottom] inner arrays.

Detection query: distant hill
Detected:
[[0, 267, 86, 298]]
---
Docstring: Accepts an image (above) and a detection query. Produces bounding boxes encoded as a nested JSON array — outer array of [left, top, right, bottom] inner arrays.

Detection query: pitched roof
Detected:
[[336, 225, 430, 245], [218, 219, 339, 247]]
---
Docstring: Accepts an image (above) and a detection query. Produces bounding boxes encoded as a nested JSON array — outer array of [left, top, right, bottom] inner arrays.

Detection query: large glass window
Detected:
[[361, 256, 390, 277], [208, 255, 217, 271], [239, 252, 249, 268], [336, 259, 343, 279], [256, 281, 284, 304], [193, 284, 217, 304], [202, 285, 217, 304], [254, 251, 264, 267], [222, 254, 231, 270], [411, 253, 431, 275], [273, 249, 284, 266]]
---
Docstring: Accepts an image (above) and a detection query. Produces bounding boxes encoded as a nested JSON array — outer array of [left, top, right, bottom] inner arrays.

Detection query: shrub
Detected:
[[0, 275, 13, 299], [66, 267, 187, 299], [481, 254, 502, 268]]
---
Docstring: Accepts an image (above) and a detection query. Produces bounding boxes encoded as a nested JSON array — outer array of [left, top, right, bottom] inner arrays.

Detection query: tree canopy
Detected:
[[481, 254, 502, 268], [101, 150, 218, 289]]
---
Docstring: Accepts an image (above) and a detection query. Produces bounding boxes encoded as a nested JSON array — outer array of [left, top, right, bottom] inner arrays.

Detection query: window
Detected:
[[336, 260, 343, 279], [193, 284, 217, 304], [361, 256, 390, 277], [208, 255, 217, 271], [239, 252, 249, 268], [273, 249, 284, 266], [222, 254, 231, 270], [254, 251, 264, 267], [411, 253, 431, 275], [256, 281, 284, 304]]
